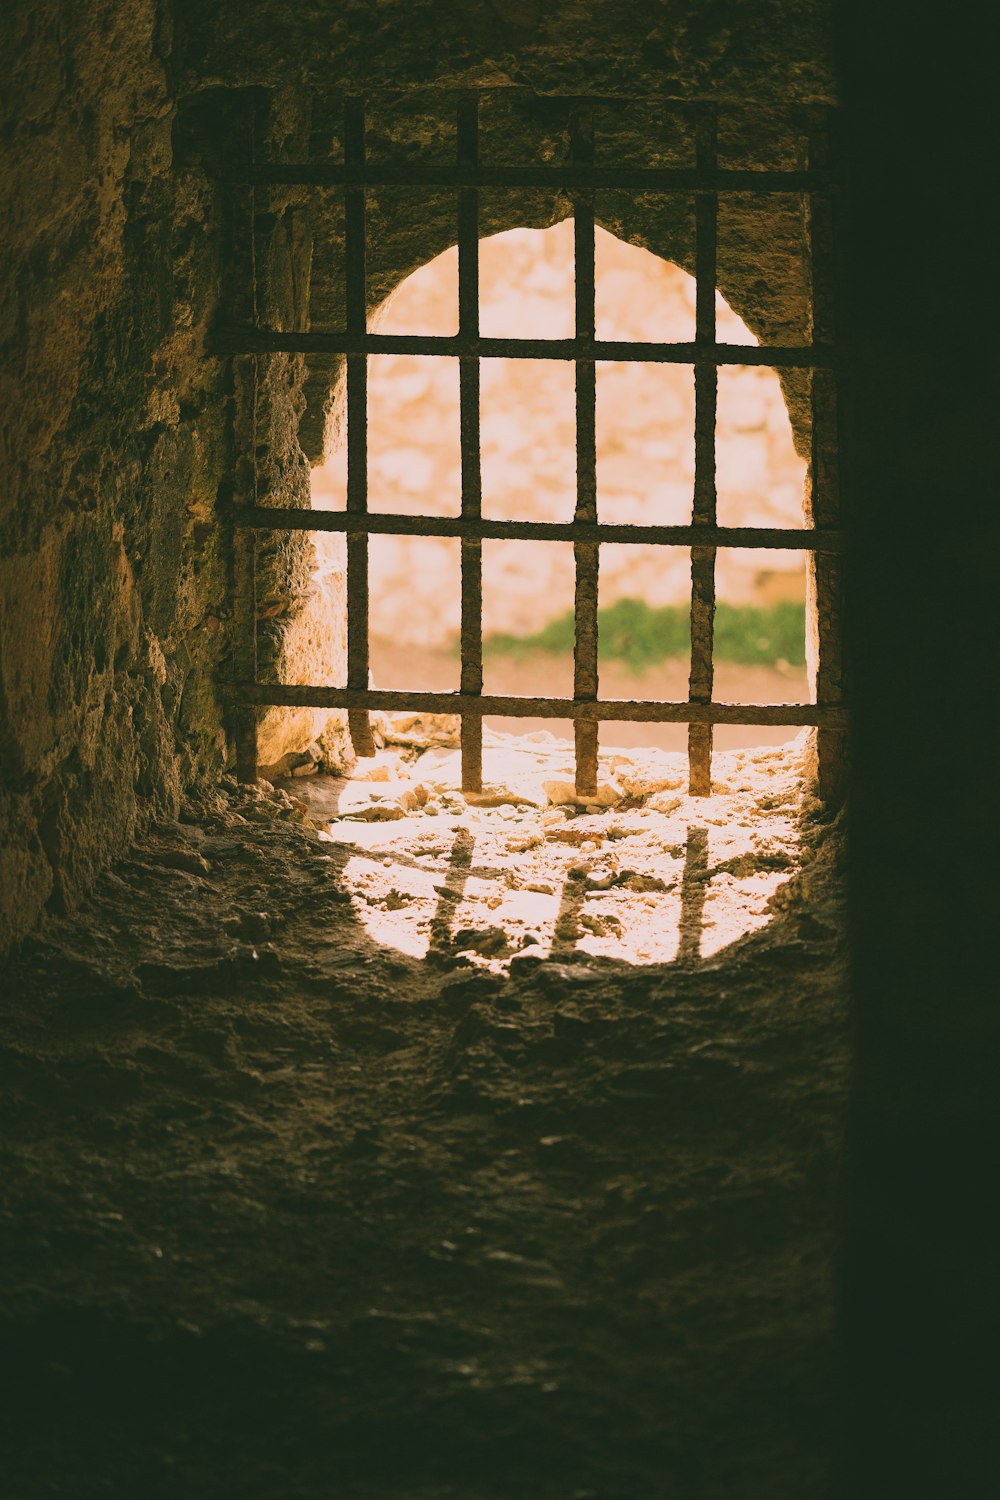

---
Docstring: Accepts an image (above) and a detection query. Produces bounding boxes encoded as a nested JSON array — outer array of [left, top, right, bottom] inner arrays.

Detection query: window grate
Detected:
[[218, 93, 847, 800]]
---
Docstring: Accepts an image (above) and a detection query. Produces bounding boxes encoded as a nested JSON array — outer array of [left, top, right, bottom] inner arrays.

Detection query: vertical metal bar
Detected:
[[458, 95, 484, 794], [688, 106, 718, 796], [344, 97, 375, 757], [234, 95, 260, 783], [806, 108, 847, 803], [572, 109, 599, 799]]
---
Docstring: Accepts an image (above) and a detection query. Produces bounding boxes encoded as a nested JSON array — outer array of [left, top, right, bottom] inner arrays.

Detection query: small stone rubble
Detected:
[[270, 725, 822, 970]]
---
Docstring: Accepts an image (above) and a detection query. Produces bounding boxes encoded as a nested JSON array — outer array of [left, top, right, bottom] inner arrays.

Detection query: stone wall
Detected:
[[0, 12, 331, 952], [0, 2, 228, 951], [0, 0, 835, 956], [836, 5, 999, 1492]]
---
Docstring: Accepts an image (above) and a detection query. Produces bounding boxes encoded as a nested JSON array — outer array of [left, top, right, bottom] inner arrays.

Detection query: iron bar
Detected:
[[572, 108, 599, 797], [226, 682, 848, 728], [458, 95, 484, 793], [688, 106, 719, 795], [344, 97, 375, 757], [213, 327, 834, 367], [227, 506, 846, 552], [251, 164, 829, 193], [224, 94, 848, 803]]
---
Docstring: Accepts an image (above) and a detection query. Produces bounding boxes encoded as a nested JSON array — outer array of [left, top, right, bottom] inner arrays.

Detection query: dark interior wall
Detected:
[[0, 0, 837, 955], [836, 2, 997, 1493]]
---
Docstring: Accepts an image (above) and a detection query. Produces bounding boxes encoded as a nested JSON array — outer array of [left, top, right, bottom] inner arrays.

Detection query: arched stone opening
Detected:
[[311, 220, 810, 757], [226, 92, 837, 970], [251, 176, 817, 780], [240, 206, 823, 968]]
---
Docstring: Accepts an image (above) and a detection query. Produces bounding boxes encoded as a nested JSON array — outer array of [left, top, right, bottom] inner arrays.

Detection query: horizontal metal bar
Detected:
[[212, 327, 833, 367], [223, 682, 849, 728], [224, 505, 846, 552], [250, 164, 832, 193]]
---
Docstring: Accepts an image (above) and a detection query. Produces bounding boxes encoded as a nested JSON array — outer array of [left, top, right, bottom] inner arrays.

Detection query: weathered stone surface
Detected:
[[543, 778, 622, 808], [2, 1, 208, 948], [176, 1, 835, 108], [0, 755, 849, 1495], [0, 0, 834, 957]]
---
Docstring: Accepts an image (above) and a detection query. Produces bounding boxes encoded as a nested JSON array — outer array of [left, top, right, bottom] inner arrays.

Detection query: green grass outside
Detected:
[[483, 597, 806, 671]]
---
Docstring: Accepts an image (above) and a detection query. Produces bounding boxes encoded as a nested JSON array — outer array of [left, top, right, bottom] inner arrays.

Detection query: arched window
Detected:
[[224, 94, 845, 806], [313, 220, 811, 770]]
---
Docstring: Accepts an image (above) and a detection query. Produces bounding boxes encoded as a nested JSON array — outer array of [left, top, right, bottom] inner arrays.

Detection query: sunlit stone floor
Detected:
[[281, 730, 812, 970]]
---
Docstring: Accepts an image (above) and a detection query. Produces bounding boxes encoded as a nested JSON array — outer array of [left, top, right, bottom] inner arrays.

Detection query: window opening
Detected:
[[316, 223, 810, 754], [219, 94, 846, 806]]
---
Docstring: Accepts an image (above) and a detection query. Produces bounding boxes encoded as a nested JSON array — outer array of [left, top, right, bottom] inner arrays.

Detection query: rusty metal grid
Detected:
[[221, 94, 845, 798]]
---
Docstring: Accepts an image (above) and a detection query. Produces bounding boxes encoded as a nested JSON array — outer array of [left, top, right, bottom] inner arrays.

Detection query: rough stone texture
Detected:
[[835, 5, 999, 1495], [0, 2, 835, 955], [0, 773, 848, 1498], [175, 2, 835, 108], [0, 4, 230, 950]]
